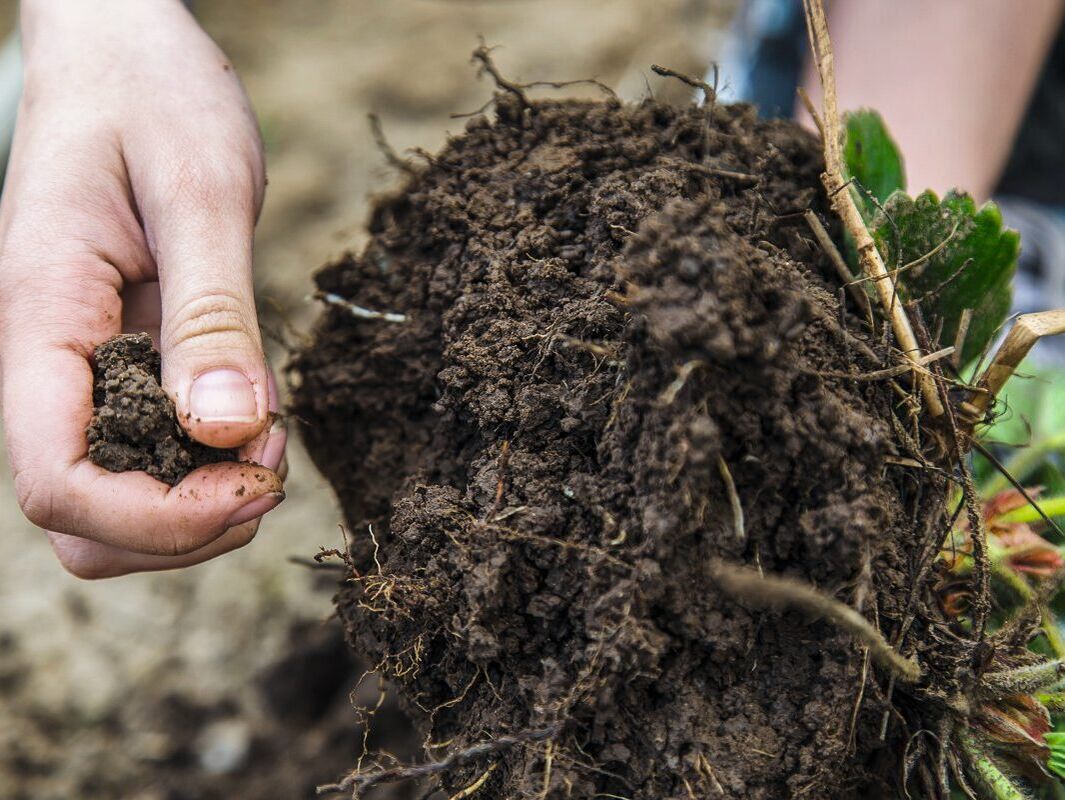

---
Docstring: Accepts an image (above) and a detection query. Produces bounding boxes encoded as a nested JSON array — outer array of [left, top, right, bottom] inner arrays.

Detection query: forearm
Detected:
[[800, 0, 1064, 200]]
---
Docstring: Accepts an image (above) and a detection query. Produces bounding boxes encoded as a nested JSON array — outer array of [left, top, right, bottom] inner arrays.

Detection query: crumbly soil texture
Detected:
[[88, 333, 236, 485], [293, 92, 949, 798]]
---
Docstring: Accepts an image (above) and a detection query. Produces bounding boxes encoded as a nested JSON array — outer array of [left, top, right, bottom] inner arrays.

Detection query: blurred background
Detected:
[[0, 2, 734, 797]]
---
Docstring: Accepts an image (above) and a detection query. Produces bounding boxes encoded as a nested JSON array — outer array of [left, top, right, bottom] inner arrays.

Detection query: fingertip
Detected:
[[46, 517, 264, 578], [44, 460, 284, 557], [224, 490, 284, 528], [180, 365, 269, 448], [259, 415, 287, 471], [178, 460, 283, 499], [183, 414, 269, 449]]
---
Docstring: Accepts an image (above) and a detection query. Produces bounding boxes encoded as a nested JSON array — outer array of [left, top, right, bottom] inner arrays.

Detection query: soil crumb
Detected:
[[87, 334, 236, 485], [293, 93, 938, 798]]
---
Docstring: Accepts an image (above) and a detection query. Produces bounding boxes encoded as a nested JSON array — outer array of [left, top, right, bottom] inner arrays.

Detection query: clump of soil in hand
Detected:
[[293, 90, 947, 798], [88, 334, 236, 486]]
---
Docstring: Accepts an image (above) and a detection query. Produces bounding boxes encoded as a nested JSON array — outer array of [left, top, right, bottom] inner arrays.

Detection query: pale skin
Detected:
[[3, 2, 1061, 579], [801, 0, 1065, 202], [0, 0, 286, 578]]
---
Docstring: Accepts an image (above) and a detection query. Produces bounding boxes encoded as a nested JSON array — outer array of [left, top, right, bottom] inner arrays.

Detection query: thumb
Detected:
[[139, 155, 269, 449]]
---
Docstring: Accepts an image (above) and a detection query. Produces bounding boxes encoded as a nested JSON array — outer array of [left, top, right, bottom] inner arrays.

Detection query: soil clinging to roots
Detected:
[[292, 92, 949, 798]]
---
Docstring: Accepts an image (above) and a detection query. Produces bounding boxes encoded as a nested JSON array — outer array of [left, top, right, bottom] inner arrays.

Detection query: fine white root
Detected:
[[314, 291, 408, 323], [710, 561, 922, 684]]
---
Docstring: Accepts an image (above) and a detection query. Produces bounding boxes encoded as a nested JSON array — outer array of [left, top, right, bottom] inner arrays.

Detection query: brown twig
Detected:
[[804, 209, 873, 322], [472, 41, 528, 104], [649, 64, 716, 103], [455, 43, 617, 119], [817, 346, 955, 382]]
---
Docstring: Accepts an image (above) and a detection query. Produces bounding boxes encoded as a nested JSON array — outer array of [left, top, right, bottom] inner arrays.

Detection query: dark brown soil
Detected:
[[292, 93, 946, 798], [87, 334, 236, 485]]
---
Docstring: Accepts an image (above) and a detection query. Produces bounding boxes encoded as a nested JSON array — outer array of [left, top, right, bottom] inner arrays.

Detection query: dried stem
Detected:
[[804, 209, 873, 323], [965, 309, 1065, 423], [801, 0, 943, 417]]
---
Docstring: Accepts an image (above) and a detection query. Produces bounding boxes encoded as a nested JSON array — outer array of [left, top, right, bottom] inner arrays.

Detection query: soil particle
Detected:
[[87, 334, 236, 485], [293, 94, 938, 798]]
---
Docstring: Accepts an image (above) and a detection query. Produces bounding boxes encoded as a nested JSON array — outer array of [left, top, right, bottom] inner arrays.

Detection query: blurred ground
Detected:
[[0, 1, 732, 797]]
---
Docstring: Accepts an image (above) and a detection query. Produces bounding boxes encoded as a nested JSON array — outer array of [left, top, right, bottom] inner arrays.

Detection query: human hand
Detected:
[[0, 0, 286, 577]]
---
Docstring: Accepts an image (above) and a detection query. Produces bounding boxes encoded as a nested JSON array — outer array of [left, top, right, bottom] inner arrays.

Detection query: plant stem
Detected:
[[801, 0, 944, 417], [957, 729, 1027, 800], [981, 560, 1064, 658], [984, 659, 1065, 697]]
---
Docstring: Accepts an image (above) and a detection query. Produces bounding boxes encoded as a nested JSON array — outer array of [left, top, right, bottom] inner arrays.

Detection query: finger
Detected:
[[235, 368, 286, 469], [1, 316, 285, 553], [45, 518, 263, 579], [120, 280, 162, 342], [43, 375, 285, 579], [43, 371, 285, 579], [35, 458, 282, 556], [126, 122, 269, 450], [119, 282, 288, 470]]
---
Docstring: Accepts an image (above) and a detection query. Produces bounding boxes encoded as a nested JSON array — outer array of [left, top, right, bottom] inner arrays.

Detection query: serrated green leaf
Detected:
[[842, 109, 906, 220], [871, 189, 1019, 364]]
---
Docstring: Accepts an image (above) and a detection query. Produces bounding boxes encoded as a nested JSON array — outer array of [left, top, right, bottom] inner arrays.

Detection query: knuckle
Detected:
[[157, 523, 204, 558], [170, 149, 259, 216], [14, 468, 55, 530], [165, 291, 255, 352]]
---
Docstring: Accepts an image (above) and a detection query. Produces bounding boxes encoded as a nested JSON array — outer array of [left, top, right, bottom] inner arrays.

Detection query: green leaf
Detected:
[[871, 190, 1019, 364], [842, 109, 906, 219]]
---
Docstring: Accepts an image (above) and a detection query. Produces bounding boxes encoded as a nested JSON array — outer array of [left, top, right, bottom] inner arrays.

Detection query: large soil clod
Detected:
[[88, 334, 236, 485], [293, 92, 947, 798]]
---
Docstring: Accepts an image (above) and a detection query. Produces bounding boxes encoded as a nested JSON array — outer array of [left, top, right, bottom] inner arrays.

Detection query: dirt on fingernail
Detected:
[[87, 334, 237, 486]]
